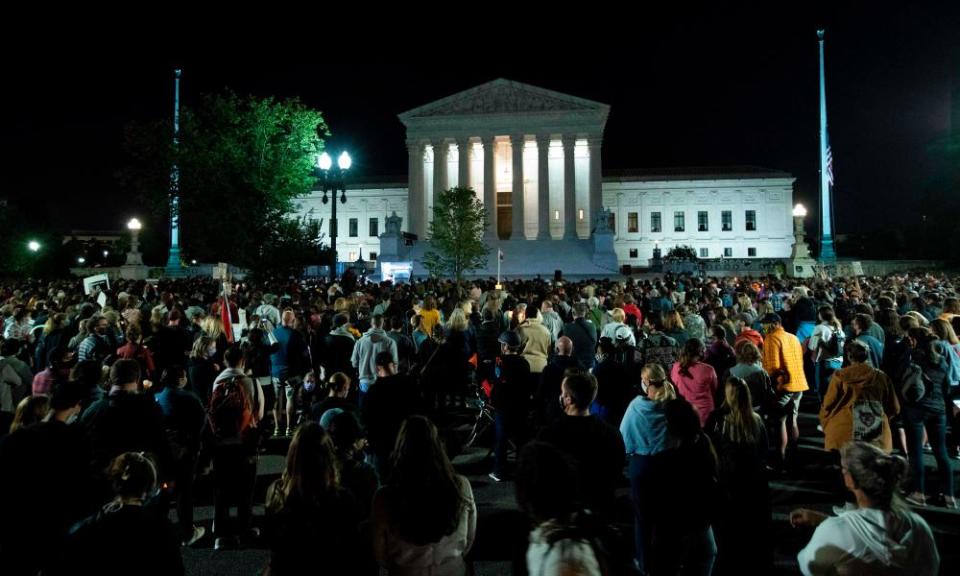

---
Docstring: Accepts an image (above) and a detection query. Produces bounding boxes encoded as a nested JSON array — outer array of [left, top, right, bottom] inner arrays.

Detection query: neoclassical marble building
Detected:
[[295, 79, 796, 277]]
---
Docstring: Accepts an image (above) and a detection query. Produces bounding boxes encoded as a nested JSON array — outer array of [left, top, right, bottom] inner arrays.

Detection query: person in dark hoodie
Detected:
[[536, 336, 583, 425]]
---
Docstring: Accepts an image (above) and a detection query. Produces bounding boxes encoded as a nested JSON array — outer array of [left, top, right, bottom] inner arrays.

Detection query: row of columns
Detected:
[[406, 134, 602, 241]]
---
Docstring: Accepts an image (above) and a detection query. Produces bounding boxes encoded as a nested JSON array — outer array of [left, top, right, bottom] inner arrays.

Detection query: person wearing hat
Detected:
[[489, 330, 531, 482], [760, 313, 809, 471]]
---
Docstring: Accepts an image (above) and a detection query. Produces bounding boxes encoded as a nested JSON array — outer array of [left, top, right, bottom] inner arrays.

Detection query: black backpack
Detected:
[[819, 327, 845, 358]]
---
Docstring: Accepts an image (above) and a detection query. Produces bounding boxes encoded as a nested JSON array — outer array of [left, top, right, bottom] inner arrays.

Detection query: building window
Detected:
[[348, 251, 358, 261], [369, 218, 378, 237], [698, 211, 708, 232], [369, 252, 378, 261], [628, 212, 639, 233], [699, 247, 709, 258], [349, 218, 358, 237], [578, 208, 584, 221], [745, 210, 757, 231], [610, 213, 616, 233], [722, 211, 732, 231], [554, 209, 560, 221], [748, 247, 757, 257], [674, 211, 685, 233], [650, 212, 662, 233], [629, 248, 638, 258], [723, 247, 733, 258]]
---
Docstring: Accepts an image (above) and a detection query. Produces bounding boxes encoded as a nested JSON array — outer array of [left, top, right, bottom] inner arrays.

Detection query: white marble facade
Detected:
[[295, 79, 796, 266]]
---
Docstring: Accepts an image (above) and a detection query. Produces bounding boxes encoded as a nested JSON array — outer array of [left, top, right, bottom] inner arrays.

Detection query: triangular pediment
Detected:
[[399, 78, 609, 121]]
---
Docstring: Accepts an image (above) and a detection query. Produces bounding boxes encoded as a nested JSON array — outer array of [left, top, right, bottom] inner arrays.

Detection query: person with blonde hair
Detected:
[[662, 309, 689, 347], [619, 363, 676, 574], [793, 442, 939, 576], [9, 394, 51, 433], [600, 307, 628, 342]]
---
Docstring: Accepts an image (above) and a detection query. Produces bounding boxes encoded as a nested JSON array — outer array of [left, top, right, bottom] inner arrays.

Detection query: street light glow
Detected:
[[793, 203, 808, 217], [127, 218, 143, 230], [103, 250, 109, 257], [78, 257, 86, 264], [27, 241, 40, 252], [338, 151, 352, 171], [318, 152, 333, 171]]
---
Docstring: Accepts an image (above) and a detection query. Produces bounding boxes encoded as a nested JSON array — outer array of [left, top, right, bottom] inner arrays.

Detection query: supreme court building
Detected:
[[296, 79, 797, 277]]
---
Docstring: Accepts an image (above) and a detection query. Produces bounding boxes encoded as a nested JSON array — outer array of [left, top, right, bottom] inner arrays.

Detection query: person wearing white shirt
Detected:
[[792, 441, 939, 576]]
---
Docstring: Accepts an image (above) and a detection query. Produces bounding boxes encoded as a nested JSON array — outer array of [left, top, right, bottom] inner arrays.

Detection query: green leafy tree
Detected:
[[664, 245, 698, 261], [422, 187, 489, 282], [119, 91, 328, 276]]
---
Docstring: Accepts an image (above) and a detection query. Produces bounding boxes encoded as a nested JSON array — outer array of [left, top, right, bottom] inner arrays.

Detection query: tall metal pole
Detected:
[[165, 69, 184, 276], [330, 181, 338, 283], [818, 30, 837, 261]]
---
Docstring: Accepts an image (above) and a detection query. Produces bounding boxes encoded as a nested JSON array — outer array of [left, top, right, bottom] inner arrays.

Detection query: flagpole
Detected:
[[818, 30, 837, 262], [497, 249, 501, 288]]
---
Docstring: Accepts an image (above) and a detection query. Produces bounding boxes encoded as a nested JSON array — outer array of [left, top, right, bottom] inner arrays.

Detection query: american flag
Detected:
[[498, 248, 504, 261], [825, 131, 834, 187]]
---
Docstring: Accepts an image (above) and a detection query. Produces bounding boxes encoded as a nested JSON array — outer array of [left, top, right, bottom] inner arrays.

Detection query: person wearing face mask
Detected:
[[0, 379, 96, 576], [619, 363, 678, 575], [537, 372, 625, 523]]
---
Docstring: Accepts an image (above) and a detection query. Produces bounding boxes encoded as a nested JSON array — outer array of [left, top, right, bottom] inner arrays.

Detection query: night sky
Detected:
[[7, 5, 957, 240]]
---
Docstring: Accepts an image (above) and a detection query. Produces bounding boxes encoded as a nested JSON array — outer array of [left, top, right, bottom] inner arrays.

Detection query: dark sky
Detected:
[[7, 5, 957, 238]]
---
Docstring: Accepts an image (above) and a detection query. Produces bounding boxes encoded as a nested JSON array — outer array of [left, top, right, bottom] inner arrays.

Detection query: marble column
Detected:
[[536, 134, 550, 239], [433, 138, 448, 197], [588, 135, 603, 236], [457, 137, 470, 190], [562, 134, 577, 240], [511, 134, 525, 239], [483, 135, 497, 239], [406, 141, 423, 238]]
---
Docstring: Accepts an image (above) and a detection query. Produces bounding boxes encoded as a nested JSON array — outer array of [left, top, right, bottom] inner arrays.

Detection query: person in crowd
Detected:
[[516, 441, 604, 576], [154, 365, 207, 546], [809, 305, 845, 401], [265, 422, 360, 575], [538, 371, 624, 521], [761, 312, 809, 471], [372, 416, 476, 576], [619, 363, 676, 575], [57, 451, 184, 576], [820, 340, 900, 453], [704, 376, 771, 574], [272, 309, 310, 436], [670, 338, 719, 427], [792, 442, 940, 576], [896, 327, 956, 508], [560, 302, 598, 371]]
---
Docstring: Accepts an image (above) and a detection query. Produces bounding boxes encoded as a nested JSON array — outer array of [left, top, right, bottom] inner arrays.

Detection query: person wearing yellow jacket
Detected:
[[761, 313, 809, 471]]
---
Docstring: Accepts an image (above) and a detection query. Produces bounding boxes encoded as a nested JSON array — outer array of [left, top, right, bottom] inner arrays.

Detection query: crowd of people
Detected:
[[0, 270, 957, 575]]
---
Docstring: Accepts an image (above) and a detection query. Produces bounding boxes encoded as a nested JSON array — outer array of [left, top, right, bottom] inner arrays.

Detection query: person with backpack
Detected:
[[895, 327, 956, 508], [809, 306, 845, 402], [208, 344, 265, 549], [820, 340, 900, 453], [638, 315, 679, 374]]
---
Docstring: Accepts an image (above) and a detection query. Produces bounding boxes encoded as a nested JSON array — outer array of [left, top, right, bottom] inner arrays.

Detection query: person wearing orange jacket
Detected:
[[761, 313, 809, 471]]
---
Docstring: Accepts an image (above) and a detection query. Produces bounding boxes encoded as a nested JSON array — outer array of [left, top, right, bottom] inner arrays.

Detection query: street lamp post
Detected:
[[316, 149, 351, 283]]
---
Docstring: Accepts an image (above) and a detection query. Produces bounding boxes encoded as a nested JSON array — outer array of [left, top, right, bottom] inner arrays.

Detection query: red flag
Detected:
[[221, 293, 234, 343]]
